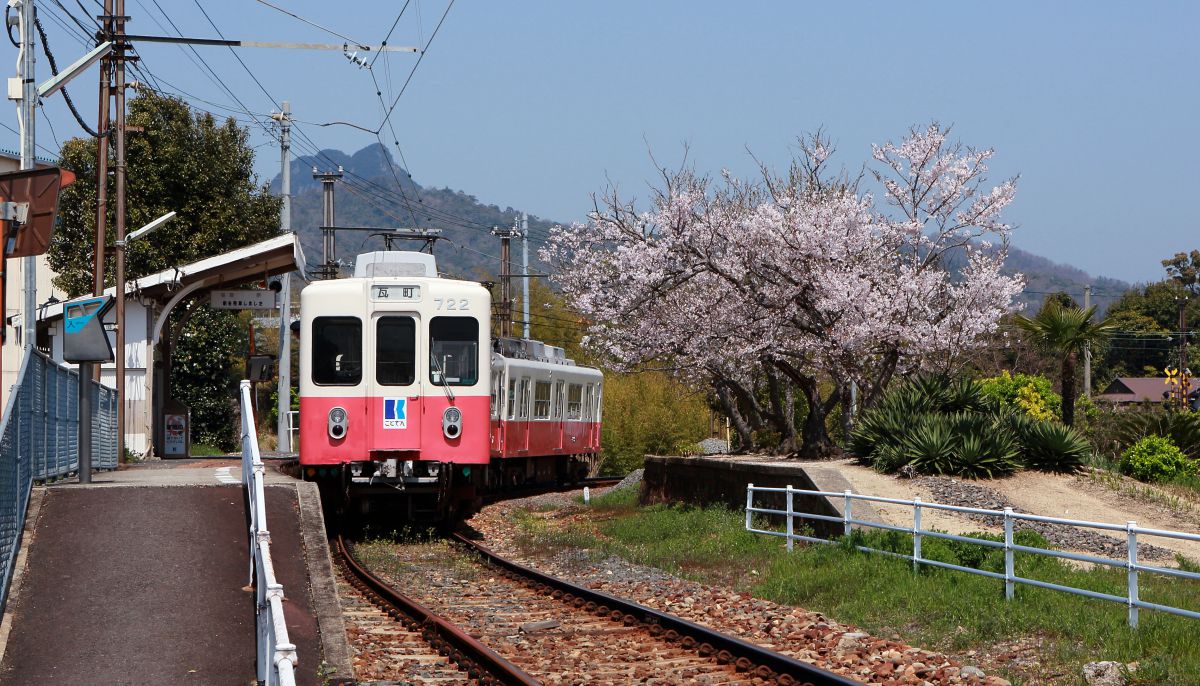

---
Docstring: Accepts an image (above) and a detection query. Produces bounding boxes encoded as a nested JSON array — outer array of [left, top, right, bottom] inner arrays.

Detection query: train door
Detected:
[[553, 379, 565, 452], [369, 313, 422, 451], [516, 376, 531, 452], [490, 364, 505, 455]]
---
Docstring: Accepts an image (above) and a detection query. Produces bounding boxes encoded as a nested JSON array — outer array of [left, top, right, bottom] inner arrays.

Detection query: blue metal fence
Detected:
[[0, 349, 118, 611]]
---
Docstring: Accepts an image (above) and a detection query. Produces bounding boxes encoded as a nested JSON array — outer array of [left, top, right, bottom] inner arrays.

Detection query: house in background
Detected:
[[1095, 377, 1197, 407]]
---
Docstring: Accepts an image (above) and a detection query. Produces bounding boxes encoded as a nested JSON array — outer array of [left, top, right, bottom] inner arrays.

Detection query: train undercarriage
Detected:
[[307, 453, 597, 524]]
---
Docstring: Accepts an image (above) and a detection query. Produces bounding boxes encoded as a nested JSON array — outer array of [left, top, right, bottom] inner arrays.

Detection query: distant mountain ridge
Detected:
[[271, 143, 1129, 310]]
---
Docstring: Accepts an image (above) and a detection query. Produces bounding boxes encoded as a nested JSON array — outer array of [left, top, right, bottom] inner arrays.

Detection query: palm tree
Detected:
[[1013, 303, 1117, 427]]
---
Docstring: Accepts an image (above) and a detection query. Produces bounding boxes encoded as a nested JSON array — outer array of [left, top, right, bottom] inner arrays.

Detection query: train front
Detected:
[[298, 251, 491, 519]]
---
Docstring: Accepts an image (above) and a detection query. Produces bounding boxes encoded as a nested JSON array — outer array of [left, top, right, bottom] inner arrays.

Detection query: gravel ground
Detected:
[[911, 476, 1177, 561], [468, 487, 1013, 686]]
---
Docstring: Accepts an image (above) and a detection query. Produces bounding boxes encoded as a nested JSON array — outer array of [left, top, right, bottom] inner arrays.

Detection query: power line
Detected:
[[376, 0, 455, 133], [253, 0, 371, 50]]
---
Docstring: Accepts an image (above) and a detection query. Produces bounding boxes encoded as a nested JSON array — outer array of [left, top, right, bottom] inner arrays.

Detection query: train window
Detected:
[[566, 384, 583, 420], [594, 384, 603, 421], [376, 316, 416, 386], [312, 316, 362, 386], [553, 380, 564, 419], [519, 379, 531, 419], [534, 381, 552, 419], [583, 384, 593, 421], [491, 374, 501, 419], [430, 317, 479, 386], [506, 378, 517, 420]]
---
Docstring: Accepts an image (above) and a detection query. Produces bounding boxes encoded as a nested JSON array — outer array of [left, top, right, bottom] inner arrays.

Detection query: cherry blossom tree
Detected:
[[543, 123, 1023, 456]]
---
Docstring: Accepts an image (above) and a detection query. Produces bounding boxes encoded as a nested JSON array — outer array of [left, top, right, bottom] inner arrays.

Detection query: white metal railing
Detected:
[[745, 483, 1200, 628], [241, 380, 298, 685]]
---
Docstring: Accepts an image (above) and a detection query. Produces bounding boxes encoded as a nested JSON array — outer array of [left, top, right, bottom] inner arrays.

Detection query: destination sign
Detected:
[[370, 285, 421, 301]]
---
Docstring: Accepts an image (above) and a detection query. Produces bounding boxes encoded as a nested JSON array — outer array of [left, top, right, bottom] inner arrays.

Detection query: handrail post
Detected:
[[1003, 507, 1015, 600], [843, 489, 852, 537], [785, 485, 793, 552], [912, 497, 923, 572], [745, 483, 754, 531], [1127, 521, 1139, 628]]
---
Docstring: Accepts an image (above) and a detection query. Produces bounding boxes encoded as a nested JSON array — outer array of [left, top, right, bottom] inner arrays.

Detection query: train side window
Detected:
[[534, 381, 552, 419], [376, 316, 416, 386], [594, 384, 603, 421], [583, 384, 593, 421], [552, 380, 564, 420], [430, 317, 479, 386], [519, 379, 531, 419], [566, 384, 583, 420], [312, 316, 362, 386], [506, 378, 517, 420], [491, 374, 501, 419]]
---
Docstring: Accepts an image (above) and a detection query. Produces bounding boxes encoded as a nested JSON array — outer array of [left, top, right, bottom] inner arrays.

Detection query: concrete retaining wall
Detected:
[[640, 455, 880, 539]]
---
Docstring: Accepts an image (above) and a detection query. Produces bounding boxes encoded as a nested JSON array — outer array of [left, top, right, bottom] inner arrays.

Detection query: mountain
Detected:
[[271, 144, 1130, 310], [272, 143, 556, 280]]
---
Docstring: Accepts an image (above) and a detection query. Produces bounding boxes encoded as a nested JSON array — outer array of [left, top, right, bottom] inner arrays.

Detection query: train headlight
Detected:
[[443, 406, 462, 439], [328, 406, 348, 440]]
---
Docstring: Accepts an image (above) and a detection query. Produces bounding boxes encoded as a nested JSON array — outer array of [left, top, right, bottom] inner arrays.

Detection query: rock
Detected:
[[835, 631, 870, 654], [1082, 661, 1130, 686], [961, 665, 986, 678]]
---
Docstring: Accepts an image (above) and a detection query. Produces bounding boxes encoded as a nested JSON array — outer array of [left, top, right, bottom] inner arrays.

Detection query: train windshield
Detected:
[[376, 316, 416, 385], [312, 316, 362, 386], [429, 316, 479, 386]]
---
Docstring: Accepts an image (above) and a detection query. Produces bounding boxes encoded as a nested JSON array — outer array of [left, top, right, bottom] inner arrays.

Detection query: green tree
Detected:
[[49, 91, 282, 449], [1163, 250, 1200, 294], [1014, 302, 1117, 427]]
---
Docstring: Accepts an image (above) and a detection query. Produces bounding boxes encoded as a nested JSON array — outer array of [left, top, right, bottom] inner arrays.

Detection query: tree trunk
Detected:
[[765, 368, 800, 454], [1061, 351, 1077, 427], [714, 381, 756, 452], [794, 375, 840, 459]]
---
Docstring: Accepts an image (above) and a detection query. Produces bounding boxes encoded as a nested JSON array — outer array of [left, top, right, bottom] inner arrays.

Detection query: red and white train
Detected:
[[298, 250, 602, 519]]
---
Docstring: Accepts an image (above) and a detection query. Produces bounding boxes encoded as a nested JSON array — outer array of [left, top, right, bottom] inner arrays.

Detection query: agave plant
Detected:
[[1018, 421, 1092, 472]]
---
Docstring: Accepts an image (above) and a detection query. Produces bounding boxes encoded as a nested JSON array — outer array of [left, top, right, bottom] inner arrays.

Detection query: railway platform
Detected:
[[0, 459, 351, 686]]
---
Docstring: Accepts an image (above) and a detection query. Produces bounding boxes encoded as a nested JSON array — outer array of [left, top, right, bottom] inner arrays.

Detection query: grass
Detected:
[[512, 487, 1200, 685], [189, 442, 230, 457]]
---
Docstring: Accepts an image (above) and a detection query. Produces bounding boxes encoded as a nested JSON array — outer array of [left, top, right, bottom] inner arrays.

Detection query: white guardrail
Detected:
[[240, 380, 298, 685], [745, 483, 1200, 628]]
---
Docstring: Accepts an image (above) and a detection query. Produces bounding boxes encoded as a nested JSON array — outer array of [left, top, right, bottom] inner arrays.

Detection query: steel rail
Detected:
[[451, 533, 861, 686], [334, 536, 541, 686]]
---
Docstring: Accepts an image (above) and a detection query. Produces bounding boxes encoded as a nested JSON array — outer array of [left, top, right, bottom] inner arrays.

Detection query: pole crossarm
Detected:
[[120, 34, 418, 52]]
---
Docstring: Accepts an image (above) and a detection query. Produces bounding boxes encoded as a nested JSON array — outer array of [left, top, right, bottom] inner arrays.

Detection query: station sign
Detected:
[[210, 289, 277, 310]]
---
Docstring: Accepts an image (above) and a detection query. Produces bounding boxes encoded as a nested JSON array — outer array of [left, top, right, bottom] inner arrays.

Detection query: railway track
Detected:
[[334, 536, 540, 685], [339, 532, 860, 686]]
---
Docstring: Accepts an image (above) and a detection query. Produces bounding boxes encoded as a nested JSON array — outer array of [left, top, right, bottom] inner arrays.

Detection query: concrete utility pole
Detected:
[[94, 0, 113, 308], [112, 0, 129, 461], [491, 223, 516, 338], [17, 0, 35, 352], [273, 102, 292, 451], [313, 166, 343, 279], [521, 212, 530, 340], [1083, 285, 1091, 399]]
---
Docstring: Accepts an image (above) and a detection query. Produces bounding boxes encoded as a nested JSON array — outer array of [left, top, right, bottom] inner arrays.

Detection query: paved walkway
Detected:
[[0, 460, 329, 686]]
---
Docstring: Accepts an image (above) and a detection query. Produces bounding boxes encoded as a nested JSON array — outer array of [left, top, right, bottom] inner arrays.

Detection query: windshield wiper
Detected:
[[430, 350, 456, 403]]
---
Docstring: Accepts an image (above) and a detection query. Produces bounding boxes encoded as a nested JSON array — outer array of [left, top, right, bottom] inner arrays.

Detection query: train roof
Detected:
[[353, 250, 437, 278]]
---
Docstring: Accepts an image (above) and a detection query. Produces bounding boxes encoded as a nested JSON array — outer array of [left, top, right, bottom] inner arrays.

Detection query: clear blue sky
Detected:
[[10, 1, 1198, 284]]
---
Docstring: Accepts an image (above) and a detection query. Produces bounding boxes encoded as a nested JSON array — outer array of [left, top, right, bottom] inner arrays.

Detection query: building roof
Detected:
[[1096, 377, 1173, 403], [38, 232, 306, 322]]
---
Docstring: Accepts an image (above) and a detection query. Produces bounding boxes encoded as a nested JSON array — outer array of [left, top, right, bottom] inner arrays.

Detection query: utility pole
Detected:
[[490, 223, 516, 338], [520, 212, 530, 340], [94, 0, 112, 308], [17, 0, 35, 352], [273, 102, 292, 451], [313, 166, 343, 279], [112, 0, 129, 461], [1180, 295, 1189, 409], [1083, 285, 1091, 399]]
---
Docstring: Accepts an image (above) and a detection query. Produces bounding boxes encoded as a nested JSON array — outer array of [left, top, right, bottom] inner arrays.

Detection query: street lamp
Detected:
[[114, 211, 175, 460]]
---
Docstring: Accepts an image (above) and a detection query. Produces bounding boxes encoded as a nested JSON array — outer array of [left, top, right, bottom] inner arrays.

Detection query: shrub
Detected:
[[979, 371, 1062, 421], [1020, 422, 1092, 472], [1119, 435, 1199, 483], [900, 413, 1021, 478], [1114, 408, 1200, 460]]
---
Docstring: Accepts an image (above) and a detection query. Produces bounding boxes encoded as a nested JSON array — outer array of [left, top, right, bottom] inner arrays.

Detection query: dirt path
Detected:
[[794, 459, 1200, 563]]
